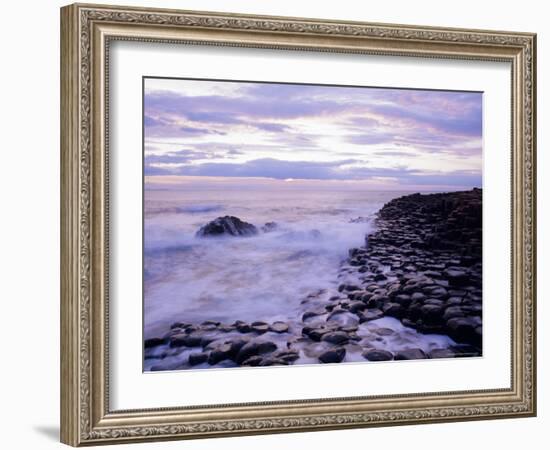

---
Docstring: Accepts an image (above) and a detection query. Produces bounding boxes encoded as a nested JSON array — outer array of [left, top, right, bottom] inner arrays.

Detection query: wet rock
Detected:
[[200, 333, 218, 347], [261, 222, 278, 233], [363, 349, 394, 361], [207, 341, 245, 364], [444, 267, 469, 286], [270, 321, 289, 333], [319, 347, 346, 363], [241, 355, 263, 366], [348, 301, 367, 313], [382, 302, 403, 318], [170, 333, 203, 348], [234, 321, 253, 333], [150, 362, 181, 371], [394, 348, 427, 360], [259, 357, 290, 366], [360, 308, 384, 322], [420, 304, 445, 323], [275, 351, 300, 363], [302, 310, 325, 321], [144, 337, 167, 349], [251, 321, 270, 333], [188, 352, 209, 365], [321, 331, 350, 345], [443, 306, 465, 321], [196, 216, 258, 237], [394, 294, 412, 306], [372, 327, 395, 336], [303, 327, 330, 342], [338, 283, 361, 292], [429, 348, 456, 359], [451, 344, 481, 357], [446, 317, 480, 346], [235, 340, 277, 364]]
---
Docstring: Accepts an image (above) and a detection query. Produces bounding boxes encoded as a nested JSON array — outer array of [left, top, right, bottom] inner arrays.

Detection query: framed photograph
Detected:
[[60, 3, 537, 446]]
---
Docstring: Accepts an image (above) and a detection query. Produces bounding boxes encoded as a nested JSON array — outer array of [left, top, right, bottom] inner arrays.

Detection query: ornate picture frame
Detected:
[[60, 3, 536, 446]]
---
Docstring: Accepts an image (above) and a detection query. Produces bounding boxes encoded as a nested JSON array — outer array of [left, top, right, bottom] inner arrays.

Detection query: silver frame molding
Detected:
[[60, 3, 536, 446]]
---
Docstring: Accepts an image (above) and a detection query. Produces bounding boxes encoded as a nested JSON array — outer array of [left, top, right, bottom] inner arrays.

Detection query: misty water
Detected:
[[144, 183, 404, 339]]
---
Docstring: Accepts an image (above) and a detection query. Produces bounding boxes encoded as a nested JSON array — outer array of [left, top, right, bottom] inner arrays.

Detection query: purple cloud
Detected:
[[145, 157, 481, 187], [144, 79, 482, 187]]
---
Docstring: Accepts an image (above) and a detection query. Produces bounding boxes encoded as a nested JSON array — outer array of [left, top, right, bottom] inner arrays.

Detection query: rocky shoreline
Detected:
[[144, 188, 482, 371]]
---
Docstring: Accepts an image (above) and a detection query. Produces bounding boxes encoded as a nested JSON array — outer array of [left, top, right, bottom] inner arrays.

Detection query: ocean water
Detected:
[[143, 182, 406, 339]]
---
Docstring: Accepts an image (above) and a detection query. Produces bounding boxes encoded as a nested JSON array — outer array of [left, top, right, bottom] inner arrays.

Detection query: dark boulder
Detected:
[[270, 321, 289, 333], [261, 222, 278, 233], [144, 337, 167, 349], [319, 347, 346, 363], [394, 348, 427, 360], [235, 340, 277, 364], [196, 216, 258, 237], [321, 331, 350, 345], [363, 349, 394, 361], [188, 352, 209, 365], [169, 333, 203, 347]]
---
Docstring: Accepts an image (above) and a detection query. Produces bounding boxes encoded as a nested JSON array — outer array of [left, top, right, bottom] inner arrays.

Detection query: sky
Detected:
[[144, 77, 482, 190]]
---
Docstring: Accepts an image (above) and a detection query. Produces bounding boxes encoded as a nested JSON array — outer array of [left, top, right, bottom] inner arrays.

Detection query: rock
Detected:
[[446, 317, 480, 345], [207, 341, 243, 364], [275, 351, 300, 363], [363, 349, 394, 361], [382, 302, 403, 318], [411, 292, 426, 302], [360, 308, 384, 322], [444, 267, 469, 286], [188, 352, 209, 365], [251, 321, 270, 333], [235, 321, 252, 333], [196, 216, 258, 237], [321, 331, 350, 345], [150, 362, 181, 371], [429, 348, 456, 359], [261, 221, 278, 233], [372, 327, 395, 336], [169, 333, 203, 347], [302, 310, 324, 321], [318, 347, 346, 363], [426, 286, 448, 298], [259, 357, 289, 366], [443, 306, 465, 321], [348, 301, 367, 313], [241, 355, 263, 366], [144, 337, 166, 349], [270, 321, 289, 333], [451, 344, 481, 357], [235, 341, 277, 364], [338, 283, 361, 292], [420, 304, 444, 323], [303, 327, 329, 342], [394, 294, 412, 306], [394, 348, 427, 360]]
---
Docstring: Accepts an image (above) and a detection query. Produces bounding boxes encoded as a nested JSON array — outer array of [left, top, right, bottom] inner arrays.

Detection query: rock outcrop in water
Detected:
[[146, 189, 483, 371], [196, 216, 258, 238]]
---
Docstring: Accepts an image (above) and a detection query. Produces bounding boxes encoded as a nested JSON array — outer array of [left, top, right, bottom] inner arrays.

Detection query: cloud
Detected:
[[143, 79, 483, 187], [144, 157, 481, 187]]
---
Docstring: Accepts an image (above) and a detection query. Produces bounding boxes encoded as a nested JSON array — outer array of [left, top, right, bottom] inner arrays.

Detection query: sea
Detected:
[[144, 178, 407, 339]]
